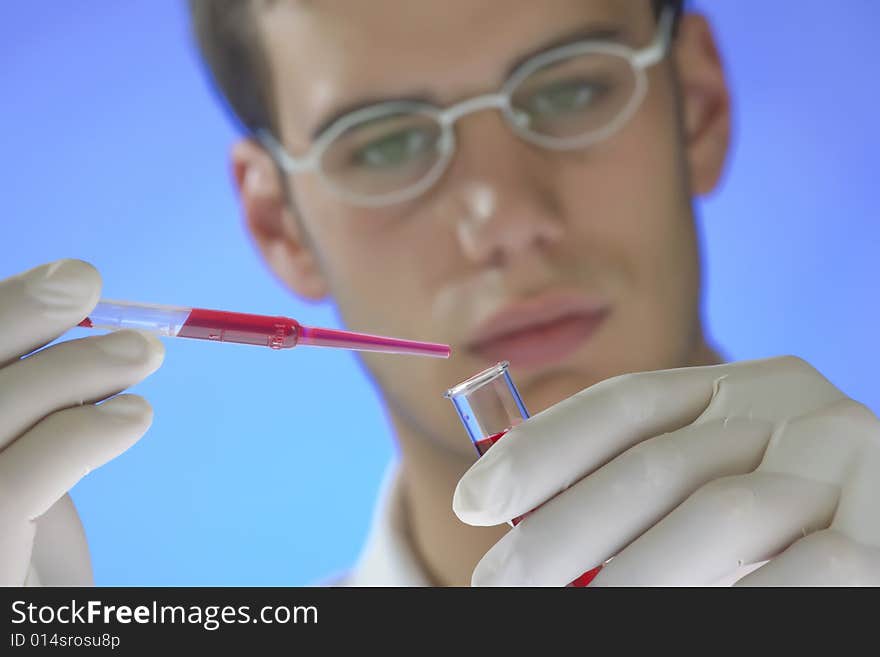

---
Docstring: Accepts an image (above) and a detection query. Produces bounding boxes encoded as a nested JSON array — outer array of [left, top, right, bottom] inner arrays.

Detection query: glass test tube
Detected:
[[445, 361, 602, 587]]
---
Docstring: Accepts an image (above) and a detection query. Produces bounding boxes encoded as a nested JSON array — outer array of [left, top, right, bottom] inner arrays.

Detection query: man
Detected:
[[1, 0, 877, 586]]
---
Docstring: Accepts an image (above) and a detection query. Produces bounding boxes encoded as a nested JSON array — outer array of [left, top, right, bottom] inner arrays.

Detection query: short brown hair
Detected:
[[188, 0, 684, 138]]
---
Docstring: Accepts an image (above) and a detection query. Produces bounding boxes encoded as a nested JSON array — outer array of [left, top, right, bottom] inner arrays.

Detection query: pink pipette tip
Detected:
[[298, 324, 451, 358]]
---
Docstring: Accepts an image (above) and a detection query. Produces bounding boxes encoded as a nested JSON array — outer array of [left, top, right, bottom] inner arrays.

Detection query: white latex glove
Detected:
[[0, 259, 164, 586], [453, 357, 880, 586]]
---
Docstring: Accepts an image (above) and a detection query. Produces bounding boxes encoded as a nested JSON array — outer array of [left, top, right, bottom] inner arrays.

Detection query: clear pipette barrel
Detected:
[[77, 299, 451, 358]]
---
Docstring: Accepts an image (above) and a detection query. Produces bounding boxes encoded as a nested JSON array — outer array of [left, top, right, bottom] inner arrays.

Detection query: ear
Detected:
[[230, 138, 329, 300], [672, 13, 732, 196]]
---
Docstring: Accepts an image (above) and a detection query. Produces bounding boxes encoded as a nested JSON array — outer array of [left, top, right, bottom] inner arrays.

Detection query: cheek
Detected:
[[292, 175, 458, 337], [556, 154, 694, 293], [552, 94, 701, 368], [562, 80, 696, 289]]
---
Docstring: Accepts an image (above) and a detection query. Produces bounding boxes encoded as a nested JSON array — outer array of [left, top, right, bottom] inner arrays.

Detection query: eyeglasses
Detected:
[[259, 7, 676, 208]]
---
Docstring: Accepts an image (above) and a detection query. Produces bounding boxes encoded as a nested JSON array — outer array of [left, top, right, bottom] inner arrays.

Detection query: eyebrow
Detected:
[[309, 23, 624, 140]]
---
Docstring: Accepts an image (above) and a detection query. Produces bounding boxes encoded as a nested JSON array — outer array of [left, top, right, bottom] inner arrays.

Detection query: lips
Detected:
[[465, 293, 609, 370]]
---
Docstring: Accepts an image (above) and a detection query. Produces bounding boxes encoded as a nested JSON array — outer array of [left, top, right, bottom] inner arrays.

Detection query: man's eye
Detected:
[[524, 79, 606, 118], [354, 129, 433, 168]]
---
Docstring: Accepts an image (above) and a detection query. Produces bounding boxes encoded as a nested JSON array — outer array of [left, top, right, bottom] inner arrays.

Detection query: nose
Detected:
[[446, 111, 565, 267]]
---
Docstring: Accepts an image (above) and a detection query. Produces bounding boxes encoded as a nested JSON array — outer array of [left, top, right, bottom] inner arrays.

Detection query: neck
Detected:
[[392, 338, 724, 587], [393, 419, 508, 586]]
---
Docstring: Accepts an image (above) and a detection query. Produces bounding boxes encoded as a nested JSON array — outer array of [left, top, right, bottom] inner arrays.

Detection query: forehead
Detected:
[[257, 0, 654, 143]]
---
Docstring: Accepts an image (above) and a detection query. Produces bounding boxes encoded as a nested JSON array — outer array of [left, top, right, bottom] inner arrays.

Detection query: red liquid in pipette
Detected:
[[474, 429, 603, 587], [78, 306, 450, 357], [176, 308, 298, 349], [176, 308, 450, 356], [78, 309, 296, 347]]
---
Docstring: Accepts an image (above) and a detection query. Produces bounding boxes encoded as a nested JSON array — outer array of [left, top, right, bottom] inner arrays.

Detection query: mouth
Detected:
[[465, 292, 610, 371]]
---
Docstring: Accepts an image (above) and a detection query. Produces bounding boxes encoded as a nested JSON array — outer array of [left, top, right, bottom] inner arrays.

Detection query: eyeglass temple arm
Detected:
[[634, 4, 677, 68], [256, 128, 315, 173]]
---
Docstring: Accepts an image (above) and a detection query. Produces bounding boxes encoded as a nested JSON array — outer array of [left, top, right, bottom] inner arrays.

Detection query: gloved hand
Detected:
[[0, 259, 164, 586], [453, 357, 880, 586]]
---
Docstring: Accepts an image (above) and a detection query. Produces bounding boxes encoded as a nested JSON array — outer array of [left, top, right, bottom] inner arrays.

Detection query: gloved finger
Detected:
[[755, 399, 875, 497], [827, 440, 880, 549], [0, 518, 37, 586], [469, 417, 773, 586], [0, 259, 102, 368], [733, 529, 880, 586], [738, 443, 880, 585], [31, 494, 94, 586], [589, 472, 839, 586], [454, 366, 723, 526], [0, 329, 164, 451], [0, 394, 153, 522], [454, 357, 843, 527], [600, 400, 877, 586]]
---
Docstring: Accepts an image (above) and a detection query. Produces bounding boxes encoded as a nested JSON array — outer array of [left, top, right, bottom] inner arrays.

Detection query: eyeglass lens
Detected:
[[319, 50, 639, 200]]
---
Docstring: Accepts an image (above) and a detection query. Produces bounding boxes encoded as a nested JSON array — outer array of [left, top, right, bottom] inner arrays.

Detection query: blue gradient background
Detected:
[[1, 2, 877, 585]]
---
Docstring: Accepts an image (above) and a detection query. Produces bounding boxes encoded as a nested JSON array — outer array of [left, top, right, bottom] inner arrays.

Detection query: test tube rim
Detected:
[[443, 361, 510, 399]]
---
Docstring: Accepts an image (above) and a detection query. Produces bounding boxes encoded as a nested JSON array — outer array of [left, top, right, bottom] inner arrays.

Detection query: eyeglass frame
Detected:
[[258, 6, 676, 207]]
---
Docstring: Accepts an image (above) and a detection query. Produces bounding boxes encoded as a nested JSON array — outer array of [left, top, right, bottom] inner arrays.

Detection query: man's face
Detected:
[[253, 0, 716, 457]]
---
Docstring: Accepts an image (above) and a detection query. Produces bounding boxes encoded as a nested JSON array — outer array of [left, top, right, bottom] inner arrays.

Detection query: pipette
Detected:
[[76, 299, 451, 358]]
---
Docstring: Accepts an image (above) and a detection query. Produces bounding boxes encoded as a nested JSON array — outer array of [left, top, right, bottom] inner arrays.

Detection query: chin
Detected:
[[518, 366, 599, 416]]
